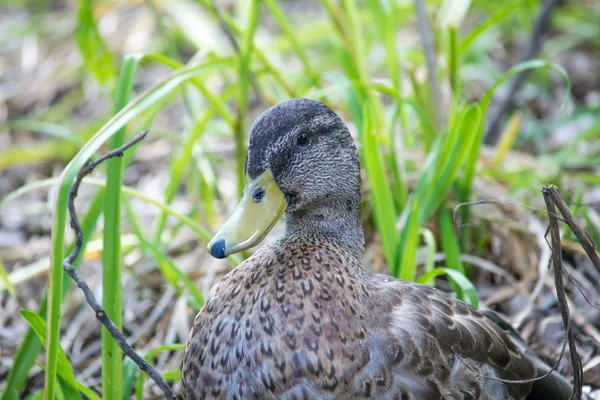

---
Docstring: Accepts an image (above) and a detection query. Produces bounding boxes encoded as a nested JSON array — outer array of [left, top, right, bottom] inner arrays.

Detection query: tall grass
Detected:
[[0, 0, 591, 398]]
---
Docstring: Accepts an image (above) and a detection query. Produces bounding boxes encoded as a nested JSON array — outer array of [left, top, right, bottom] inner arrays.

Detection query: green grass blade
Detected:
[[263, 0, 318, 85], [150, 103, 219, 244], [20, 311, 82, 400], [45, 59, 227, 400], [24, 390, 44, 400], [416, 268, 479, 308], [17, 314, 100, 400], [447, 26, 460, 93], [140, 53, 235, 127], [458, 60, 570, 229], [0, 257, 15, 297], [364, 1, 408, 211], [340, 0, 385, 126], [554, 119, 600, 165], [395, 104, 481, 279], [368, 82, 438, 146], [1, 188, 105, 400], [46, 193, 68, 400], [101, 53, 144, 400], [161, 369, 181, 381], [480, 60, 571, 113], [361, 101, 399, 270], [425, 106, 482, 221], [124, 198, 204, 309], [396, 199, 420, 280], [365, 1, 400, 90], [235, 0, 260, 195], [459, 0, 525, 54], [419, 228, 437, 286], [1, 176, 243, 265], [438, 0, 472, 28], [76, 384, 101, 400], [2, 390, 18, 400], [0, 141, 78, 171], [122, 358, 139, 400], [9, 120, 85, 147], [201, 0, 295, 97], [439, 207, 466, 299], [135, 344, 185, 398], [75, 0, 116, 91]]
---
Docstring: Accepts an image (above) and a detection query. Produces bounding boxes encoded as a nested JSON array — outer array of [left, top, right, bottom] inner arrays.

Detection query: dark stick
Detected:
[[564, 267, 600, 309], [485, 0, 561, 145], [546, 186, 600, 271], [64, 129, 175, 400], [452, 199, 566, 228], [542, 185, 583, 400]]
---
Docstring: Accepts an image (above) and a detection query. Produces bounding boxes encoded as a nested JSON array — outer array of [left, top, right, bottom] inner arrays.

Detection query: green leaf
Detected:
[[438, 0, 472, 28], [396, 199, 420, 280], [9, 120, 85, 147], [24, 389, 44, 400], [75, 0, 117, 91], [2, 390, 18, 400], [124, 198, 205, 308], [419, 228, 437, 286], [45, 59, 228, 400], [439, 207, 466, 300], [263, 0, 318, 84], [459, 0, 525, 54], [122, 358, 139, 400], [76, 384, 101, 400], [458, 60, 571, 228], [1, 189, 105, 400], [20, 311, 82, 400], [135, 344, 185, 400], [361, 101, 399, 270], [396, 104, 482, 279], [235, 0, 260, 194], [1, 176, 242, 266], [416, 268, 479, 308], [101, 50, 148, 400], [0, 257, 15, 297], [150, 99, 221, 243]]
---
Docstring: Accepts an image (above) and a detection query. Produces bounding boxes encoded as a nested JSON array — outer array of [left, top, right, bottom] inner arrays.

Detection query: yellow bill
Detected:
[[208, 169, 287, 258]]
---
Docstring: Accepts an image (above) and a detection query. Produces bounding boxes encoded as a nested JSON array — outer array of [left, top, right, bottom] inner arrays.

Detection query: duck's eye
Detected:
[[253, 188, 265, 203], [297, 132, 309, 145]]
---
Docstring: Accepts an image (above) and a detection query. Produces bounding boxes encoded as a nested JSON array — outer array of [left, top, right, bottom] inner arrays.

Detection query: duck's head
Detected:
[[208, 98, 363, 259]]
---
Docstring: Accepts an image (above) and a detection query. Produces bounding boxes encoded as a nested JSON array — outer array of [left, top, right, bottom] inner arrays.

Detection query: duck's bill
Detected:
[[207, 169, 287, 259]]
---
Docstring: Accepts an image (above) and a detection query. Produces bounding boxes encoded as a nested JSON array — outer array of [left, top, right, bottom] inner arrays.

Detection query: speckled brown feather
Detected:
[[181, 234, 536, 400]]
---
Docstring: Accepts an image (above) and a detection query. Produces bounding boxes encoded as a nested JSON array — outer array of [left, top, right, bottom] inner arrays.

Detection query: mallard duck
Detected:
[[181, 98, 573, 399]]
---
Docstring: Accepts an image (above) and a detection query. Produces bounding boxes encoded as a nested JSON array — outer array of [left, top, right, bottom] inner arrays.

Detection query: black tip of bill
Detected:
[[209, 238, 227, 259]]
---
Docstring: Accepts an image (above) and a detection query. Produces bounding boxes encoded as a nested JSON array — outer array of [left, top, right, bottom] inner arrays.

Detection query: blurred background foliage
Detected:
[[0, 0, 599, 398]]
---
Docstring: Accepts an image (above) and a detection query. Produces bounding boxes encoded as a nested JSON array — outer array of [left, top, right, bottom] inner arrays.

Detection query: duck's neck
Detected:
[[285, 198, 365, 260]]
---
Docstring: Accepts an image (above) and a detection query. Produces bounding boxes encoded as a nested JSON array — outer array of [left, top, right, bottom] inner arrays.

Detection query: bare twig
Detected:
[[453, 199, 565, 228], [453, 334, 568, 385], [546, 187, 600, 271], [542, 185, 583, 400], [414, 0, 444, 129], [64, 129, 175, 400], [485, 0, 562, 144], [452, 188, 597, 397], [564, 268, 600, 309]]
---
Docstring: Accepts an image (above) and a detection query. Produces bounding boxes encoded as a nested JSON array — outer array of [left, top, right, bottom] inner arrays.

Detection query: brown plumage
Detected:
[[182, 99, 573, 400]]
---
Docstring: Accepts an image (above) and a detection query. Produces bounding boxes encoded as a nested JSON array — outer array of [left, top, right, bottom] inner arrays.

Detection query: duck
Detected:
[[181, 98, 574, 400]]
